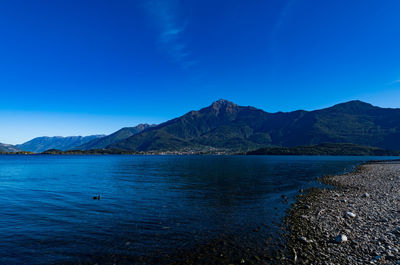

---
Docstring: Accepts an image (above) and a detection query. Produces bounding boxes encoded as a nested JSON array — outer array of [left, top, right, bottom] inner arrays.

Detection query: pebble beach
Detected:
[[284, 160, 400, 264]]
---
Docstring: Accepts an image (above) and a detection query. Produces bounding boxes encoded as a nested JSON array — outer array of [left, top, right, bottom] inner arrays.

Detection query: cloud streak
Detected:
[[144, 0, 196, 69], [272, 0, 296, 35]]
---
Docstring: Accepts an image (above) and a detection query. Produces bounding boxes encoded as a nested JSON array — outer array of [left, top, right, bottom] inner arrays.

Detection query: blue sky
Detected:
[[1, 0, 400, 144]]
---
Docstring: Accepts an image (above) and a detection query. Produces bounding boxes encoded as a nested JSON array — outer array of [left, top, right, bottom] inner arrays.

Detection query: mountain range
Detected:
[[0, 143, 21, 153], [16, 135, 105, 153], [76, 124, 154, 150], [108, 99, 400, 152], [7, 99, 400, 154]]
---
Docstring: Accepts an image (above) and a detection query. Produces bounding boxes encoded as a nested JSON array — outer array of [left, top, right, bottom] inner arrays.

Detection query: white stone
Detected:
[[335, 234, 348, 243], [346, 211, 356, 218], [299, 236, 313, 243]]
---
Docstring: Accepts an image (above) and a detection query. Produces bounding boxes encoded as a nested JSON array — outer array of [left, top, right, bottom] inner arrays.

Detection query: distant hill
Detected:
[[40, 148, 139, 155], [108, 99, 400, 152], [76, 124, 154, 150], [16, 135, 105, 153], [0, 143, 21, 153], [246, 143, 399, 156]]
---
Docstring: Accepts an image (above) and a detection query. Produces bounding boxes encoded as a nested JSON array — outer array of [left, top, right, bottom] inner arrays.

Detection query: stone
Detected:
[[335, 234, 348, 243], [285, 163, 400, 264], [300, 236, 313, 243], [346, 212, 356, 218]]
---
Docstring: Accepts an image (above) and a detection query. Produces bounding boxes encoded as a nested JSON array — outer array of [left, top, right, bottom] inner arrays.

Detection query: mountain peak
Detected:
[[213, 99, 235, 104], [208, 99, 239, 114], [341, 100, 372, 106], [216, 99, 232, 103], [329, 100, 376, 112], [211, 99, 238, 108]]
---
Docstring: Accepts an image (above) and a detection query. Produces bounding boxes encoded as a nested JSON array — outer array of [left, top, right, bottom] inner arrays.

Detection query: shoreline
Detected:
[[1, 152, 400, 157], [283, 160, 400, 264], [3, 156, 399, 264]]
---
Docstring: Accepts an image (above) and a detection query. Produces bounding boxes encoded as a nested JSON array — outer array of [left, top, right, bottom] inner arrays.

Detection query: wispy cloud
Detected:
[[391, 80, 400, 84], [268, 0, 297, 60], [144, 0, 196, 69], [272, 0, 296, 35]]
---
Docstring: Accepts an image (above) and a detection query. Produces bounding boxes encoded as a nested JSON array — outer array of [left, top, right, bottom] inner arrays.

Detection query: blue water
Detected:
[[0, 155, 396, 264]]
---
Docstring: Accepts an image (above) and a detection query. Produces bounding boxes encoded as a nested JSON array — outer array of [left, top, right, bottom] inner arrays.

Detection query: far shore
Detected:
[[1, 152, 400, 157], [2, 142, 399, 156], [0, 142, 400, 156], [1, 150, 399, 156]]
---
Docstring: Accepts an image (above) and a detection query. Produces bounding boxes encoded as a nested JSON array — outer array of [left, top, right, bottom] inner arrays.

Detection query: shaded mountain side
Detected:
[[108, 99, 400, 152], [16, 135, 105, 153], [246, 143, 400, 156], [109, 100, 267, 151], [76, 124, 155, 150], [0, 143, 21, 153]]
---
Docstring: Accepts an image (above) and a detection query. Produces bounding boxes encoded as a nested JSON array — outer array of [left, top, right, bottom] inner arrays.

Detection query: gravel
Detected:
[[283, 160, 400, 264]]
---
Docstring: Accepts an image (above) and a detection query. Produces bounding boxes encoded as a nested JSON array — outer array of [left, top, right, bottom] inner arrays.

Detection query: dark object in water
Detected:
[[93, 195, 101, 200]]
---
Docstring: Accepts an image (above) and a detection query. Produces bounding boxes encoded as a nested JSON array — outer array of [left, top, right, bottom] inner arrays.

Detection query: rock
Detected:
[[292, 248, 298, 263], [392, 228, 400, 236], [299, 236, 313, 243], [362, 193, 370, 198], [335, 234, 348, 243], [346, 212, 356, 218]]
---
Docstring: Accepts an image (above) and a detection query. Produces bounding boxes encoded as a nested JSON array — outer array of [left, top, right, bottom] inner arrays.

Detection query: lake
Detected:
[[0, 155, 395, 264]]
